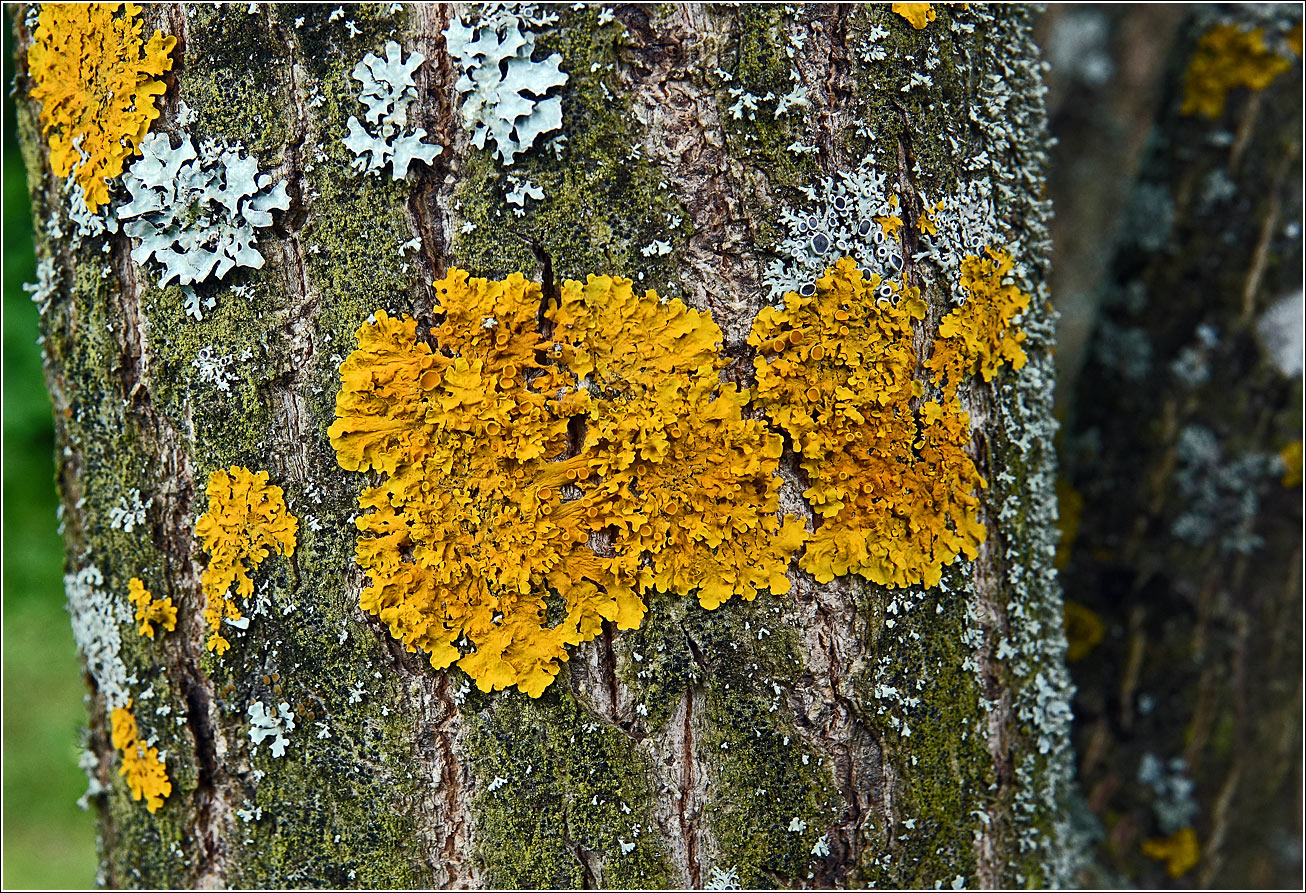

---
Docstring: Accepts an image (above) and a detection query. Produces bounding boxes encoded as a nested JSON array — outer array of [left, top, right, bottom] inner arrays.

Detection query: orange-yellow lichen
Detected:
[[1062, 601, 1104, 662], [194, 466, 298, 655], [927, 247, 1030, 399], [1279, 439, 1302, 488], [892, 3, 936, 30], [1181, 23, 1295, 119], [750, 256, 988, 588], [875, 194, 905, 240], [26, 3, 176, 210], [546, 274, 807, 612], [1142, 827, 1201, 878], [110, 702, 171, 813], [330, 270, 802, 697], [917, 198, 945, 236], [1054, 476, 1084, 571], [127, 576, 176, 639], [330, 279, 593, 698]]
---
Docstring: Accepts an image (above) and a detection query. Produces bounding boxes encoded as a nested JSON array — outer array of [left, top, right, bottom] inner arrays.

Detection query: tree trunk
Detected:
[[1060, 5, 1303, 888], [13, 3, 1082, 887], [1036, 3, 1187, 407]]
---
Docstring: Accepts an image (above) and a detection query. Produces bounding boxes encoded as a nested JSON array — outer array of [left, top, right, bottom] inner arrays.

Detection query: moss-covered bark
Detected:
[[13, 3, 1081, 887], [1060, 5, 1303, 888]]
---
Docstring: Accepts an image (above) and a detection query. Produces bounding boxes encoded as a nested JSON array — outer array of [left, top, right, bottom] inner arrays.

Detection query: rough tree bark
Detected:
[[1060, 5, 1303, 888], [13, 3, 1082, 887]]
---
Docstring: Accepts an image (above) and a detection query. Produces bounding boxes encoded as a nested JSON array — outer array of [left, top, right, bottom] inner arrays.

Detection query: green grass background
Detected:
[[3, 20, 99, 890]]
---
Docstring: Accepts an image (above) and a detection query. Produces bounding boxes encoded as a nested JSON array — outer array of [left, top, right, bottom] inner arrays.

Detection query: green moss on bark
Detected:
[[462, 683, 673, 889], [847, 572, 991, 887], [175, 6, 291, 154], [451, 6, 690, 295], [724, 5, 818, 187], [845, 4, 974, 197]]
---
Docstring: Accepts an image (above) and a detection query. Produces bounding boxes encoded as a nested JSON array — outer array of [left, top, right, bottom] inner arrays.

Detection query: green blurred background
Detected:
[[2, 19, 99, 890]]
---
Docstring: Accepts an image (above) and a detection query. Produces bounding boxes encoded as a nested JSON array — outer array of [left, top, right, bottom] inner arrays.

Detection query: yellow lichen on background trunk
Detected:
[[194, 467, 298, 655], [1062, 600, 1105, 662], [26, 2, 176, 210], [1181, 23, 1295, 118], [751, 256, 988, 589], [329, 270, 804, 697], [1141, 827, 1201, 879], [1280, 439, 1303, 488], [127, 576, 176, 639], [110, 702, 171, 813]]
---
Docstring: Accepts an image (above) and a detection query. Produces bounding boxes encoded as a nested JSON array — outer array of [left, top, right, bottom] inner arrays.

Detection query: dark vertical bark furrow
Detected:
[[679, 685, 700, 888], [408, 2, 455, 300], [112, 197, 231, 883]]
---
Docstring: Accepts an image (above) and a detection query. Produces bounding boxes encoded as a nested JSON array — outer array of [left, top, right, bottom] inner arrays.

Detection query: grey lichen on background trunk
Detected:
[[13, 3, 1083, 887], [1060, 4, 1303, 888]]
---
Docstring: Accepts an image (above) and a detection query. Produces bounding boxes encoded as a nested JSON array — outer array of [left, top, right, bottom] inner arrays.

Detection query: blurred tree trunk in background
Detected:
[[1036, 3, 1187, 406], [1059, 4, 1303, 887], [12, 3, 1084, 888]]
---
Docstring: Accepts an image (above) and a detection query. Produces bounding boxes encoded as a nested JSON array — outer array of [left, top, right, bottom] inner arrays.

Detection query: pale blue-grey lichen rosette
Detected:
[[342, 40, 441, 179], [117, 131, 290, 318], [445, 4, 568, 165]]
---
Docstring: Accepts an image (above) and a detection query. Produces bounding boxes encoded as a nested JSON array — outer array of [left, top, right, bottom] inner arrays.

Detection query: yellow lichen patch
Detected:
[[331, 270, 804, 697], [330, 274, 599, 698], [877, 213, 905, 240], [1181, 24, 1294, 119], [194, 467, 298, 655], [917, 198, 945, 236], [1054, 477, 1083, 571], [1062, 601, 1104, 662], [546, 274, 806, 612], [750, 256, 987, 589], [127, 577, 176, 639], [876, 194, 905, 240], [927, 247, 1030, 399], [1142, 827, 1201, 878], [892, 3, 936, 30], [26, 3, 176, 210], [110, 702, 171, 813], [1279, 439, 1302, 488]]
